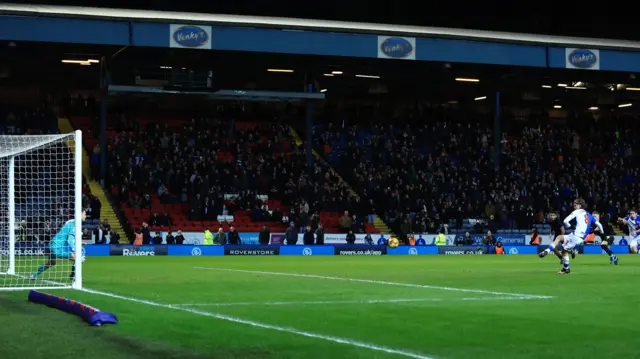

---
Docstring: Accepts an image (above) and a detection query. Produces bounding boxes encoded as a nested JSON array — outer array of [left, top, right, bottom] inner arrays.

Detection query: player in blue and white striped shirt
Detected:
[[31, 210, 86, 280], [539, 199, 602, 274], [617, 209, 640, 254]]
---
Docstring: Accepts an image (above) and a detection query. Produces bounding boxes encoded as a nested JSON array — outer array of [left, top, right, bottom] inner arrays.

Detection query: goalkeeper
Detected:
[[31, 210, 86, 280]]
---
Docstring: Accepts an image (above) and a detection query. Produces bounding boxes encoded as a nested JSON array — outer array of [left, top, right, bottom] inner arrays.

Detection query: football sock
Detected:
[[70, 263, 76, 279], [600, 244, 614, 256], [32, 265, 47, 278], [562, 255, 570, 270], [545, 244, 555, 253]]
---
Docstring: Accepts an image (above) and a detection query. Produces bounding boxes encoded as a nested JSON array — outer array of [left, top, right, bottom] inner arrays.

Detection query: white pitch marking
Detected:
[[193, 267, 553, 299], [171, 296, 541, 307], [80, 288, 438, 359]]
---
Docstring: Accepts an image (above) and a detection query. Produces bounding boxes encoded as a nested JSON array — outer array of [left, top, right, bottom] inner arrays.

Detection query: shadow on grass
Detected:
[[0, 295, 276, 359]]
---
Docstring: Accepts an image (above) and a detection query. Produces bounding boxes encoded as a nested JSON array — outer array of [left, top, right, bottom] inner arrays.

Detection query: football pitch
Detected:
[[1, 255, 639, 359]]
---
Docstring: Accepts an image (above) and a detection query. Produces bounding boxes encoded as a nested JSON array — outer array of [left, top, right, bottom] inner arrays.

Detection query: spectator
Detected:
[[203, 197, 215, 221], [214, 228, 226, 245], [310, 212, 320, 231], [129, 194, 141, 209], [346, 230, 356, 244], [272, 208, 283, 223], [487, 215, 499, 234], [110, 230, 121, 244], [153, 231, 163, 244], [141, 194, 152, 210], [261, 204, 272, 221], [100, 219, 110, 232], [285, 222, 297, 245], [174, 230, 185, 244], [83, 200, 93, 219], [92, 224, 103, 244], [299, 201, 309, 228], [455, 232, 473, 246], [158, 182, 169, 201], [190, 193, 203, 221], [91, 195, 102, 219], [228, 227, 241, 245], [149, 213, 161, 226], [251, 204, 262, 222], [81, 229, 92, 242], [161, 212, 174, 226], [315, 223, 325, 245], [483, 230, 496, 245], [259, 224, 270, 245], [525, 205, 535, 228], [166, 231, 175, 244], [339, 211, 352, 233], [364, 233, 373, 245], [141, 222, 151, 244], [303, 225, 314, 245]]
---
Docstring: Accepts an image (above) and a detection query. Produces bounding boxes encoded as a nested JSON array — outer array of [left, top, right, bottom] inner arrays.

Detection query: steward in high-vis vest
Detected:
[[203, 229, 214, 245], [495, 241, 505, 255], [408, 234, 416, 246], [133, 230, 143, 245], [434, 232, 447, 246], [18, 221, 27, 241], [530, 228, 541, 245], [584, 233, 596, 244]]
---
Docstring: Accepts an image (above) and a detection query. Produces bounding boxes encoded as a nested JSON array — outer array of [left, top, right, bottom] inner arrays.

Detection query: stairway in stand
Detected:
[[289, 127, 393, 235], [373, 215, 392, 234], [57, 118, 126, 242], [87, 182, 125, 242]]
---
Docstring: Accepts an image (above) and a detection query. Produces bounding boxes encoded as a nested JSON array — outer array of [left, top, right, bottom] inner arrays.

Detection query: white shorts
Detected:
[[561, 233, 584, 250], [630, 238, 639, 248]]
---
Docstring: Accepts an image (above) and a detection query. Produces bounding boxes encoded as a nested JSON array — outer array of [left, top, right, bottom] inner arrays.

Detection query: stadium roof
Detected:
[[1, 4, 640, 50]]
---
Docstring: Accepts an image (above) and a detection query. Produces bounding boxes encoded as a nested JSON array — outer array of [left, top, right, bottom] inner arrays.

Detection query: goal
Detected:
[[0, 131, 83, 290]]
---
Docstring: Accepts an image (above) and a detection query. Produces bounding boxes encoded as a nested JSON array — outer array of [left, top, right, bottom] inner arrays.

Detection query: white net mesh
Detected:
[[0, 133, 81, 290]]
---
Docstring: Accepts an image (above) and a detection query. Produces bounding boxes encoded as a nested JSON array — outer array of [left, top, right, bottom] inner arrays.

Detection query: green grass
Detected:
[[1, 255, 639, 359]]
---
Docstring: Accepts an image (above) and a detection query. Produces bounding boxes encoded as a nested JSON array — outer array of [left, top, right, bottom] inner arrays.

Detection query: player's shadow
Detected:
[[93, 330, 275, 359], [0, 294, 35, 314], [0, 295, 275, 359]]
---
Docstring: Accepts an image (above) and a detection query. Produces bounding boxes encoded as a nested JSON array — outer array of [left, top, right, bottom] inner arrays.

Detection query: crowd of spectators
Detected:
[[101, 114, 366, 232], [1, 105, 58, 135], [62, 99, 640, 240], [315, 105, 640, 238]]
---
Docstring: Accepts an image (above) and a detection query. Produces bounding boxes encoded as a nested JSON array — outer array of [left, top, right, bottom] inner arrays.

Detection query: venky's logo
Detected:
[[173, 25, 209, 48]]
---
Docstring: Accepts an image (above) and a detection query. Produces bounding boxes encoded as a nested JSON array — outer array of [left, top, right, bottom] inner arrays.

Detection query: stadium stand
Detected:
[[313, 105, 633, 239], [4, 100, 638, 241], [0, 105, 104, 238], [69, 110, 381, 237]]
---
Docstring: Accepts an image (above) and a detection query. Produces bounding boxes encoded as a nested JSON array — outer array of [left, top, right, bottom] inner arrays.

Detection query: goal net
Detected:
[[0, 131, 83, 291]]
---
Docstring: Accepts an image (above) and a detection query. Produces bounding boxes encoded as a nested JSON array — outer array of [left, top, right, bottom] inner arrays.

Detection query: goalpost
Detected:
[[0, 130, 83, 290]]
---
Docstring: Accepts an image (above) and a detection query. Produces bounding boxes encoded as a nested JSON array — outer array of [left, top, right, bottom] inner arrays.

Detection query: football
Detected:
[[388, 237, 399, 248]]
